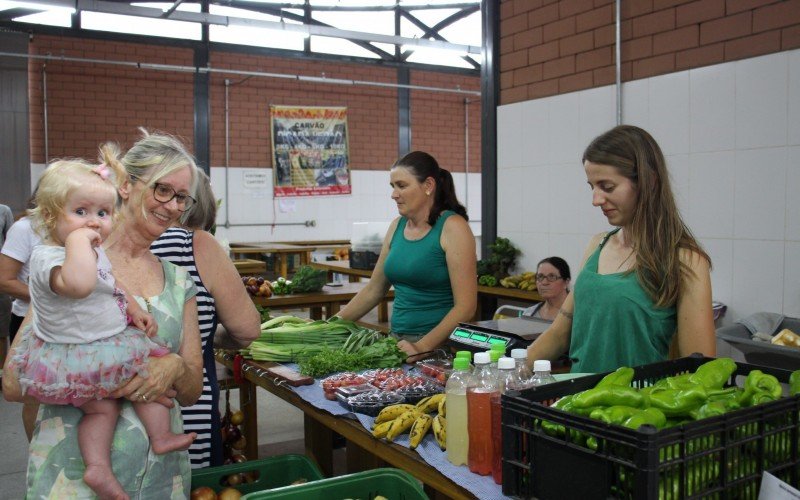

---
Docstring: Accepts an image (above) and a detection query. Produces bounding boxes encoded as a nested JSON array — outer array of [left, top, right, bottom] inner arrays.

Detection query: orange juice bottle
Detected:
[[467, 351, 498, 475]]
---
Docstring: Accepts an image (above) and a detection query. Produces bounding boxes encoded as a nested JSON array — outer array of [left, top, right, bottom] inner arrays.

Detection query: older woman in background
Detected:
[[523, 256, 571, 322], [152, 167, 260, 468]]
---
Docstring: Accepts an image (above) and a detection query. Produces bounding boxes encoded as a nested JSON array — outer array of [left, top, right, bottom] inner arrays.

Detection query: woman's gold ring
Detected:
[[141, 394, 147, 401]]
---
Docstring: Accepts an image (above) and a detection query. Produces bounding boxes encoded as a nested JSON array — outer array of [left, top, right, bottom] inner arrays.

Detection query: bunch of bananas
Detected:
[[499, 271, 537, 291], [371, 394, 447, 450]]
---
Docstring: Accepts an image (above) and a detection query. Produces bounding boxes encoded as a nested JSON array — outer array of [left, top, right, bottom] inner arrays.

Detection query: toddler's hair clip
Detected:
[[93, 164, 110, 180]]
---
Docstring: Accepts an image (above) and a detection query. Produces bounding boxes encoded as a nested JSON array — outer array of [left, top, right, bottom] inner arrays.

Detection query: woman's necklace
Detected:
[[617, 248, 635, 271]]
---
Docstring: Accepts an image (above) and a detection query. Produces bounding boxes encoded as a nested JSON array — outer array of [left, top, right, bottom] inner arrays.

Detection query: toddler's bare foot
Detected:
[[151, 431, 197, 455], [84, 464, 130, 500]]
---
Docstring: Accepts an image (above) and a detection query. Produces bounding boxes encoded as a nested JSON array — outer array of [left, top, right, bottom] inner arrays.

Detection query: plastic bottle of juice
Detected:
[[510, 348, 532, 386], [467, 352, 499, 475], [491, 357, 521, 484], [529, 359, 557, 387], [455, 351, 473, 373], [445, 357, 471, 466]]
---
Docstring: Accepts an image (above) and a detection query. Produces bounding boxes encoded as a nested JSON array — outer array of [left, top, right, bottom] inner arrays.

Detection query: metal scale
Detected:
[[447, 316, 552, 354]]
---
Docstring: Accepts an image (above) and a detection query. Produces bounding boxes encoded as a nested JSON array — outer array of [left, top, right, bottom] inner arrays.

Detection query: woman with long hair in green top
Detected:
[[337, 151, 477, 360], [527, 125, 716, 373]]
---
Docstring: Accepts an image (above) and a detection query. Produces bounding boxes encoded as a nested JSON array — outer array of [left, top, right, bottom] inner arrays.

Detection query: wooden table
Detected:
[[229, 242, 317, 277], [307, 262, 390, 322], [215, 351, 476, 500], [232, 259, 267, 276], [310, 260, 542, 319], [251, 281, 393, 321]]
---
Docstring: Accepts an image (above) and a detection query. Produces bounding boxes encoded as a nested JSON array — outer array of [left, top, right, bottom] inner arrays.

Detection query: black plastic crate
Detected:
[[501, 355, 800, 499]]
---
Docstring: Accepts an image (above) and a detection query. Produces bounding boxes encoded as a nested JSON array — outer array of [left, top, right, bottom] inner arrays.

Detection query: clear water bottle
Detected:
[[446, 357, 471, 466], [510, 348, 532, 384], [529, 359, 557, 387]]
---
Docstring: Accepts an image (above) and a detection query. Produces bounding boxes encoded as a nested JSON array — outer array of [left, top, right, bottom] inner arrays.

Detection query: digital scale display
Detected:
[[450, 327, 509, 349]]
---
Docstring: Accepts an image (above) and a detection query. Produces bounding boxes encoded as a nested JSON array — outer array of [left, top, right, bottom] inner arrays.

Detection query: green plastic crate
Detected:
[[191, 454, 323, 495], [240, 468, 428, 499]]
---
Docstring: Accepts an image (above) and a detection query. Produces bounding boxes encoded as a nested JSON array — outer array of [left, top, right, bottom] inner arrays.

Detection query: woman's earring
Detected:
[[425, 191, 431, 196]]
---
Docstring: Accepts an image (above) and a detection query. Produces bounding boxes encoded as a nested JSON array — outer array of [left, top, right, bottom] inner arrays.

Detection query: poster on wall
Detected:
[[270, 105, 352, 197]]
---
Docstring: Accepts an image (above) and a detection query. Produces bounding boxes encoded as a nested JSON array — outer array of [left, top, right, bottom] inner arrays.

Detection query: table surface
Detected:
[[215, 351, 476, 500], [230, 242, 317, 252], [250, 281, 393, 308], [310, 260, 543, 302]]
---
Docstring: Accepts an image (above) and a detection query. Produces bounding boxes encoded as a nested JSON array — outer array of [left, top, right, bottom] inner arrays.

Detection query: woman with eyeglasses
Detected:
[[527, 126, 715, 374], [4, 129, 204, 498], [151, 168, 260, 469], [522, 257, 571, 322]]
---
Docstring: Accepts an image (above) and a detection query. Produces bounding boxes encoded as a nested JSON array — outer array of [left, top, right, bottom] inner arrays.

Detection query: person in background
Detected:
[[0, 204, 42, 440], [0, 203, 15, 366], [3, 130, 204, 498], [337, 151, 477, 358], [522, 256, 571, 322], [527, 125, 715, 373], [151, 167, 260, 468]]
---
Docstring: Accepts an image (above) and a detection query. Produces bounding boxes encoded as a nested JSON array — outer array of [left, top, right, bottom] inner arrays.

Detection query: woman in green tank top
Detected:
[[527, 126, 716, 374], [337, 152, 477, 359]]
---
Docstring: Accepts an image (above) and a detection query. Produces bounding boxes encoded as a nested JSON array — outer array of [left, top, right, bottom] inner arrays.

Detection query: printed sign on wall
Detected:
[[270, 105, 351, 197]]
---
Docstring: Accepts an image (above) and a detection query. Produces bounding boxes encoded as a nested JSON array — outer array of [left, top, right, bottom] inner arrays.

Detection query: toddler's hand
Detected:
[[68, 227, 103, 247], [131, 309, 158, 337]]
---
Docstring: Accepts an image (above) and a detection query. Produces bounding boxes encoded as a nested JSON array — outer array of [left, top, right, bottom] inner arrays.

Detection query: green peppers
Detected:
[[790, 370, 800, 397], [645, 385, 708, 418], [572, 386, 644, 409], [621, 407, 666, 430], [589, 405, 642, 425], [740, 370, 782, 406], [596, 366, 635, 388], [688, 357, 737, 390]]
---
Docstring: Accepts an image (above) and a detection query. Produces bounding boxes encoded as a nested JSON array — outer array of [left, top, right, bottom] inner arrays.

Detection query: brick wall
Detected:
[[499, 0, 800, 105], [410, 70, 482, 174], [29, 37, 195, 162], [27, 35, 480, 172]]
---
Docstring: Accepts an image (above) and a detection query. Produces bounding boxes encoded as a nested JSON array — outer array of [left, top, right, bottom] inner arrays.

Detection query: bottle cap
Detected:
[[473, 351, 490, 364], [498, 357, 515, 370], [490, 343, 506, 352], [488, 350, 503, 362], [533, 360, 552, 372], [453, 357, 470, 371], [455, 350, 472, 361], [510, 348, 527, 359]]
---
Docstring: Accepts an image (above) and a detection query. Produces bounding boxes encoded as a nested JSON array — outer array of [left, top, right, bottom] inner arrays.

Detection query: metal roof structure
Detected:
[[0, 0, 482, 72]]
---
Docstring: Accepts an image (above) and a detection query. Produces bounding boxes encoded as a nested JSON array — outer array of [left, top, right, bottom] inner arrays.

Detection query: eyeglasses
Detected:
[[535, 274, 563, 283], [130, 175, 196, 212]]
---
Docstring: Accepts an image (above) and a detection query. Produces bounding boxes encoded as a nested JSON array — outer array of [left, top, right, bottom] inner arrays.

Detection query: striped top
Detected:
[[151, 227, 221, 469]]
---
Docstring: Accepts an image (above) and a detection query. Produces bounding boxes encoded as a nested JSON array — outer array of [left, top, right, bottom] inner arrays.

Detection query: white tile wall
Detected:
[[787, 146, 800, 241], [735, 52, 789, 149], [649, 72, 690, 155], [210, 166, 481, 245], [790, 51, 800, 146], [499, 48, 800, 323], [733, 147, 787, 240], [689, 63, 736, 153]]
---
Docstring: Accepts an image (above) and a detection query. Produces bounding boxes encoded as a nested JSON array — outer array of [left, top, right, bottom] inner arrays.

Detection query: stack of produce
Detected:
[[542, 358, 800, 447], [498, 272, 537, 290], [240, 276, 272, 297], [240, 316, 406, 377], [476, 237, 520, 286], [270, 265, 328, 295], [372, 394, 447, 450]]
